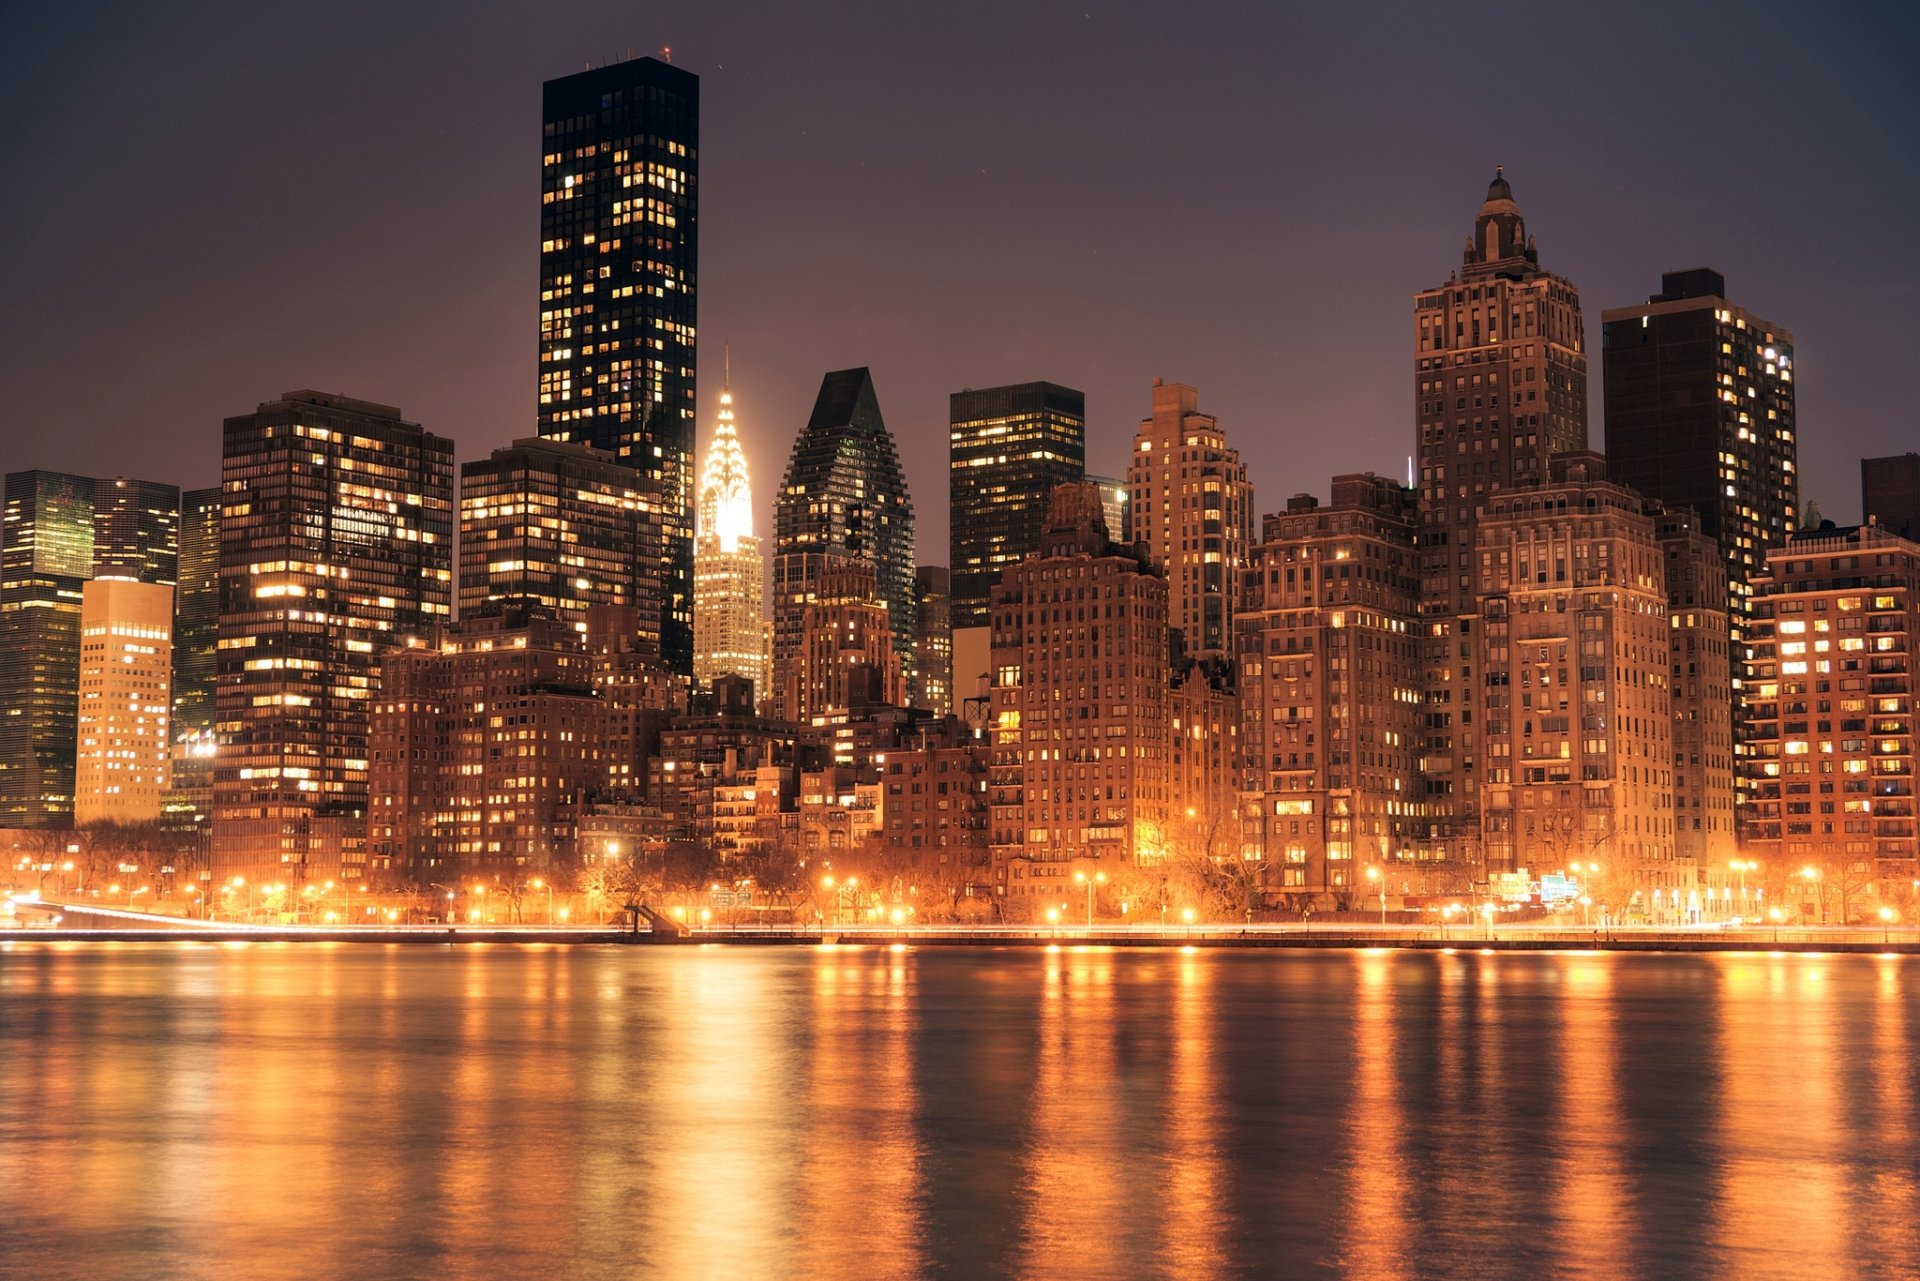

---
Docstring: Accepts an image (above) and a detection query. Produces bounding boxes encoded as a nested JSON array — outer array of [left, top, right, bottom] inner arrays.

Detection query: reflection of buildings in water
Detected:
[[1156, 949, 1226, 1276], [1547, 958, 1628, 1273], [1341, 951, 1412, 1278]]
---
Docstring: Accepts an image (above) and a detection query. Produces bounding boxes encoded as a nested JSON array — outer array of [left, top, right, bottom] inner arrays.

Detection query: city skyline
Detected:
[[4, 4, 1916, 554]]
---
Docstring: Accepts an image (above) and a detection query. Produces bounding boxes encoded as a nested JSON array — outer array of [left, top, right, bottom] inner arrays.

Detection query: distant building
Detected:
[[1657, 510, 1737, 867], [773, 368, 915, 714], [172, 486, 221, 753], [1087, 475, 1130, 546], [1602, 268, 1797, 615], [1236, 475, 1422, 906], [875, 718, 990, 886], [948, 382, 1085, 628], [1742, 524, 1920, 886], [790, 558, 905, 724], [0, 470, 179, 827], [74, 578, 174, 824], [460, 437, 666, 655], [692, 371, 768, 704], [1127, 379, 1252, 658], [213, 391, 453, 882], [1863, 454, 1920, 540], [1414, 167, 1588, 867], [538, 56, 699, 672], [911, 566, 952, 715], [368, 610, 600, 878], [991, 482, 1170, 906]]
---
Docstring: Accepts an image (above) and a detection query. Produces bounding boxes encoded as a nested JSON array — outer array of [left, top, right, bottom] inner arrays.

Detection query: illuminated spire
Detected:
[[698, 348, 754, 552]]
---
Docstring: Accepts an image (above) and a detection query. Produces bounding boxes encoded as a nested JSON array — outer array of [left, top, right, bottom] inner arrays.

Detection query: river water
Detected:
[[0, 943, 1915, 1280]]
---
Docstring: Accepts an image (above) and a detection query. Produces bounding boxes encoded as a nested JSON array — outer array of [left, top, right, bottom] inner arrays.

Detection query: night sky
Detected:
[[4, 1, 1917, 550]]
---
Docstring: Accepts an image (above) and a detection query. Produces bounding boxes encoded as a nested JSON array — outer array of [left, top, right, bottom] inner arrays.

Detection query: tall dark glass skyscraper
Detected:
[[773, 369, 915, 716], [538, 57, 698, 673], [0, 471, 179, 826], [172, 486, 222, 750], [948, 382, 1085, 629]]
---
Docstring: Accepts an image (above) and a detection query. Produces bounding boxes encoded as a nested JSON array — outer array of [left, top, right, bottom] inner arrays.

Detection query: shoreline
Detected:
[[5, 924, 1917, 955]]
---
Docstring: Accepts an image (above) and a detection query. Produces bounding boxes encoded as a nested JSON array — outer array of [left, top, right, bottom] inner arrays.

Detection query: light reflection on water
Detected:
[[0, 944, 1916, 1281]]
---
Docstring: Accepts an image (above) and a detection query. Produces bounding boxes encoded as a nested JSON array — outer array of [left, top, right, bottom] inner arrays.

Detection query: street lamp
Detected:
[[1879, 906, 1899, 944], [1366, 865, 1386, 927], [531, 877, 554, 923], [1800, 865, 1824, 924], [1072, 868, 1107, 927]]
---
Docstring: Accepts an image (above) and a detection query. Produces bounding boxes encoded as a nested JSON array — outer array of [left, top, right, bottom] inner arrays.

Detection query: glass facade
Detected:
[[948, 382, 1085, 629]]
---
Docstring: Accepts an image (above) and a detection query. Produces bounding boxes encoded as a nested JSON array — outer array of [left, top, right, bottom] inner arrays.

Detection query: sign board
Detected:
[[1540, 874, 1575, 903], [1490, 872, 1531, 903]]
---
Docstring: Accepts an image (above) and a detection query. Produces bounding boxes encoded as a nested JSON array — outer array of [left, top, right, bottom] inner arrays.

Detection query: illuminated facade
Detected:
[[1473, 457, 1676, 884], [74, 578, 174, 824], [368, 609, 601, 877], [911, 566, 952, 715], [693, 375, 768, 704], [0, 470, 178, 827], [460, 437, 665, 657], [172, 486, 221, 749], [773, 368, 915, 715], [790, 558, 906, 724], [213, 391, 453, 881], [1658, 510, 1737, 866], [948, 382, 1085, 628], [1236, 475, 1423, 905], [1742, 524, 1920, 883], [538, 57, 699, 673], [1127, 379, 1252, 659], [1414, 168, 1588, 865], [990, 482, 1170, 902]]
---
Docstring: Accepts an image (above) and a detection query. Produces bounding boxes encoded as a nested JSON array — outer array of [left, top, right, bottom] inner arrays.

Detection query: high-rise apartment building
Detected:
[[773, 368, 915, 715], [990, 482, 1170, 906], [1602, 268, 1797, 616], [1413, 168, 1588, 865], [1127, 380, 1252, 659], [213, 391, 453, 881], [911, 566, 952, 716], [1658, 510, 1736, 866], [460, 437, 666, 656], [1473, 457, 1676, 889], [1087, 475, 1130, 546], [368, 609, 602, 878], [790, 558, 905, 724], [948, 382, 1085, 628], [1236, 475, 1423, 905], [538, 57, 699, 673], [692, 373, 768, 704], [1743, 524, 1920, 886], [74, 578, 174, 824], [1863, 454, 1920, 540], [0, 471, 178, 827]]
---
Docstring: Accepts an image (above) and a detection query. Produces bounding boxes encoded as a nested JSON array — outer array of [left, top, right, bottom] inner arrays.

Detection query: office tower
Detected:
[[692, 372, 768, 703], [213, 391, 454, 881], [1236, 475, 1422, 905], [911, 566, 952, 715], [1863, 454, 1920, 539], [1473, 457, 1676, 896], [172, 487, 221, 747], [948, 382, 1085, 628], [368, 609, 602, 878], [990, 482, 1169, 907], [0, 471, 179, 827], [538, 57, 699, 673], [1657, 510, 1736, 867], [74, 578, 174, 824], [1127, 379, 1252, 659], [1742, 523, 1920, 888], [773, 368, 915, 714], [1087, 475, 1130, 545], [790, 558, 905, 724], [1602, 268, 1797, 615], [1413, 168, 1588, 865], [460, 437, 666, 655]]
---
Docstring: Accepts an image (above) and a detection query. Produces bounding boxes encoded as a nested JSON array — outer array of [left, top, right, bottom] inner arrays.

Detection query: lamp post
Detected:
[[1366, 865, 1386, 927], [531, 877, 554, 923], [1072, 869, 1107, 928], [1801, 865, 1824, 924], [1879, 906, 1898, 945]]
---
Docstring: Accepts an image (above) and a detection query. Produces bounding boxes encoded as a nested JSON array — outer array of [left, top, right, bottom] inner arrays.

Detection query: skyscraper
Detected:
[[1862, 454, 1920, 540], [74, 578, 173, 825], [0, 471, 178, 827], [213, 391, 453, 881], [538, 57, 699, 673], [1127, 379, 1252, 658], [692, 369, 768, 704], [790, 557, 905, 724], [948, 382, 1085, 628], [460, 437, 666, 656], [1413, 168, 1587, 865], [1602, 268, 1797, 616], [911, 565, 952, 716], [773, 368, 915, 716], [172, 487, 221, 749]]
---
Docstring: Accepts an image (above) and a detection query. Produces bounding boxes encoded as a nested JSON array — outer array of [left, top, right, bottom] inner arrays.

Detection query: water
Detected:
[[1, 943, 1916, 1281]]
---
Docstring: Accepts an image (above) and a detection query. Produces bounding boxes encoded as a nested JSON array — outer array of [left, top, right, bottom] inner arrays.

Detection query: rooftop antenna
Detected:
[[1407, 455, 1414, 488], [662, 45, 672, 63]]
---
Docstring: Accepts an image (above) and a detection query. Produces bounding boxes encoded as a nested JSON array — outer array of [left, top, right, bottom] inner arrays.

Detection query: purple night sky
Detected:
[[3, 1, 1916, 550]]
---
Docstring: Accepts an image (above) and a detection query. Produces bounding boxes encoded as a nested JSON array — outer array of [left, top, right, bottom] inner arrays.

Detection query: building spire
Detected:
[[698, 360, 753, 552]]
